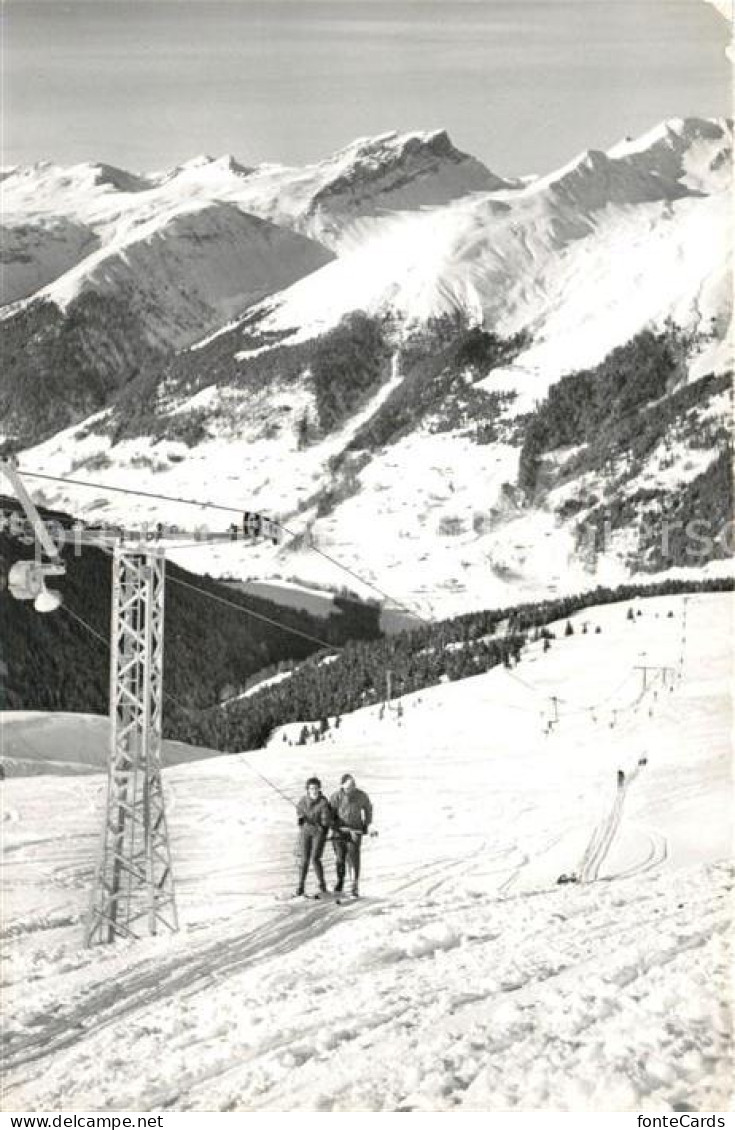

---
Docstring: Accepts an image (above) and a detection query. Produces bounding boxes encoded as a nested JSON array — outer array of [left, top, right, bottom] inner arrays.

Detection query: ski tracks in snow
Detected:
[[3, 897, 371, 1077], [5, 864, 731, 1112], [578, 758, 668, 884]]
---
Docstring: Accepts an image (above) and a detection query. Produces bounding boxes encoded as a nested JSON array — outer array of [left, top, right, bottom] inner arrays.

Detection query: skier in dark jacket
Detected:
[[295, 776, 333, 897], [330, 773, 373, 898]]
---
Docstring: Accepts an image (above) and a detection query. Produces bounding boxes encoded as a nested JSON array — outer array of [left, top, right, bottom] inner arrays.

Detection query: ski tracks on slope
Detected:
[[2, 897, 372, 1078], [387, 836, 490, 900], [578, 759, 666, 884]]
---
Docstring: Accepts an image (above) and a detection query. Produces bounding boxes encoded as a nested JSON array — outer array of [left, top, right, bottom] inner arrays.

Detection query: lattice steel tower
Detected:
[[2, 457, 280, 947], [86, 547, 177, 944]]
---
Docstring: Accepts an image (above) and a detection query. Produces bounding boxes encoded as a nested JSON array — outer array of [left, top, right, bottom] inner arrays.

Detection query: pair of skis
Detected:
[[287, 890, 360, 905], [290, 826, 375, 903]]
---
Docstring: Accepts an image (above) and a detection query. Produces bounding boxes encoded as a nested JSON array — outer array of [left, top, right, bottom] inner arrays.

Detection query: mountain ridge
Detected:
[[5, 116, 732, 615]]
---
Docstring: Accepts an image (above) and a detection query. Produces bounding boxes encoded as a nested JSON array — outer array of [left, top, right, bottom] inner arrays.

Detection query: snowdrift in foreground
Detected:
[[2, 592, 732, 1111]]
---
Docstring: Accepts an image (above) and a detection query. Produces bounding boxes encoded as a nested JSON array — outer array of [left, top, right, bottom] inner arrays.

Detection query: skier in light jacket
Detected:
[[295, 777, 333, 897], [330, 773, 373, 898]]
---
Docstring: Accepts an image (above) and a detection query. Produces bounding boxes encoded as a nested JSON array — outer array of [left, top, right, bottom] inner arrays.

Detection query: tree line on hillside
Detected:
[[170, 629, 528, 751], [2, 513, 730, 753], [518, 325, 710, 498], [0, 529, 381, 717], [0, 294, 165, 451], [91, 309, 528, 453], [344, 317, 527, 453], [170, 575, 733, 753]]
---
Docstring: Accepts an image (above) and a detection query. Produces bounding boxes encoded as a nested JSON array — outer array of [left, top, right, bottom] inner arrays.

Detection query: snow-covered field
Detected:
[[0, 712, 226, 777], [2, 592, 732, 1111]]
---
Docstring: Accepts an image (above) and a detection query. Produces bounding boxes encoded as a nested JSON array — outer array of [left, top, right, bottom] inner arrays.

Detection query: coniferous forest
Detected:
[[2, 516, 729, 755]]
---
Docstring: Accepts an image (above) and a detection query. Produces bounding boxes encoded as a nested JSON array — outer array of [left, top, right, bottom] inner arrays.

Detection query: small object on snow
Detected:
[[638, 755, 648, 767], [617, 769, 625, 788]]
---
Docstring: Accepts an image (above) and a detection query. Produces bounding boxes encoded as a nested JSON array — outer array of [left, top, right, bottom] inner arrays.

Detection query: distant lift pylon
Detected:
[[1, 457, 280, 945]]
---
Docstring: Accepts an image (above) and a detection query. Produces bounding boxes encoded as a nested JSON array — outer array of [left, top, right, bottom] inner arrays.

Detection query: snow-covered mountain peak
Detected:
[[38, 199, 334, 348], [4, 115, 732, 588], [530, 118, 731, 212], [317, 126, 500, 179], [230, 116, 730, 366], [304, 126, 509, 211], [159, 153, 254, 184], [607, 116, 732, 193], [85, 161, 154, 193], [534, 145, 687, 212], [210, 128, 506, 250], [177, 154, 217, 169], [3, 159, 153, 200]]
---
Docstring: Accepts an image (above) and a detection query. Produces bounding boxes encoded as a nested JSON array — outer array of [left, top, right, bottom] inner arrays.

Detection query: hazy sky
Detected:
[[2, 0, 730, 175]]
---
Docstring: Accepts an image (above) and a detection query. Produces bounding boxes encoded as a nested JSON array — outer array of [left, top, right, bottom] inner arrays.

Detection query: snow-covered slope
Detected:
[[36, 202, 333, 350], [233, 129, 510, 249], [1, 129, 505, 443], [1, 130, 502, 282], [2, 591, 731, 1110], [1, 219, 100, 306], [248, 118, 732, 383], [10, 117, 733, 611], [0, 712, 225, 776], [23, 331, 732, 620]]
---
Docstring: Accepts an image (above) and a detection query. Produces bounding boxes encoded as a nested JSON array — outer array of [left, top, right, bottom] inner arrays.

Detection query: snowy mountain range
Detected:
[[3, 118, 732, 615]]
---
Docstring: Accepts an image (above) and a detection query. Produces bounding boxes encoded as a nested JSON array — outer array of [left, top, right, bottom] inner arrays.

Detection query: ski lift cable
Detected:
[[61, 601, 109, 648], [58, 595, 686, 828], [500, 662, 618, 714], [167, 574, 345, 655], [61, 592, 321, 724], [64, 569, 340, 668], [64, 551, 544, 721], [18, 468, 432, 623], [78, 539, 344, 656], [37, 490, 690, 734], [62, 557, 686, 732], [60, 600, 301, 811], [558, 670, 639, 717], [501, 618, 684, 717], [59, 593, 560, 808]]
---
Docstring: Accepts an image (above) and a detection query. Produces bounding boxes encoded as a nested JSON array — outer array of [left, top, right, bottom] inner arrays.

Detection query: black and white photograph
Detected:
[[1, 0, 732, 1116]]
